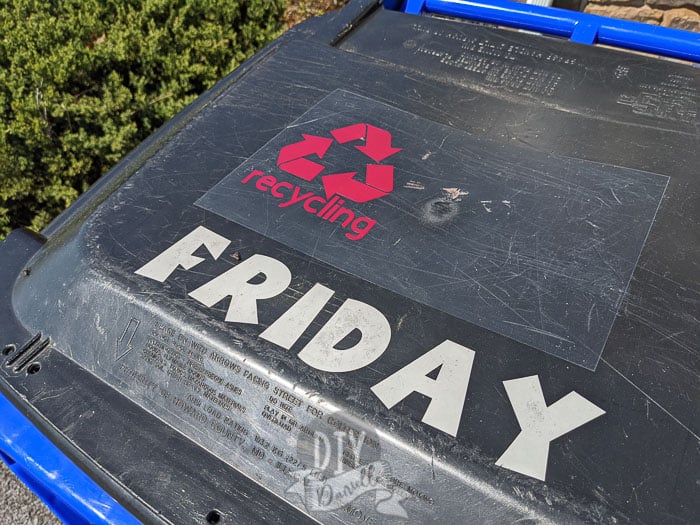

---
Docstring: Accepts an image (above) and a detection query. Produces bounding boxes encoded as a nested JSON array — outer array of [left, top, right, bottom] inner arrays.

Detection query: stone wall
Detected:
[[583, 0, 700, 31]]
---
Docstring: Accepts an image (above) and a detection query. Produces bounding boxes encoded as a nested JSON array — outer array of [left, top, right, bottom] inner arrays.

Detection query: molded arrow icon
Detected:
[[116, 318, 140, 360], [277, 134, 333, 181]]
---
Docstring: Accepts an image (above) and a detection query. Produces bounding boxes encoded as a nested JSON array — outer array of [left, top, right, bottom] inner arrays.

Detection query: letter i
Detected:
[[318, 196, 338, 217], [323, 199, 345, 220]]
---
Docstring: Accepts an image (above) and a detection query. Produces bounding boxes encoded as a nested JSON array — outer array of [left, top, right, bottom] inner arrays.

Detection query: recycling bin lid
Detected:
[[0, 1, 698, 523]]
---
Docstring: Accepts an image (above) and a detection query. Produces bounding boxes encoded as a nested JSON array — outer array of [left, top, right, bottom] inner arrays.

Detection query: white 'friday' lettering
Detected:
[[134, 225, 605, 480]]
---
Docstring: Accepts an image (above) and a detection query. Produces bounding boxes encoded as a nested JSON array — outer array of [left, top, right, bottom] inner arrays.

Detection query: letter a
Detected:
[[370, 340, 475, 437]]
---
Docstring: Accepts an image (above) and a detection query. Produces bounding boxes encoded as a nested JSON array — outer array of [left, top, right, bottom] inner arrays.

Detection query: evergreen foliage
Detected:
[[0, 0, 286, 237]]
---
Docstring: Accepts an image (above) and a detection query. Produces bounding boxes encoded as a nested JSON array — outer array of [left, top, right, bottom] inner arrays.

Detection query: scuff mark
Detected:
[[503, 321, 573, 343], [396, 313, 408, 331], [404, 180, 425, 190], [442, 187, 469, 201], [587, 303, 597, 333], [610, 187, 622, 205]]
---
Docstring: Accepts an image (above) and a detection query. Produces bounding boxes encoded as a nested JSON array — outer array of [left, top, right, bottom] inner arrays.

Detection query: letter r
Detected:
[[495, 376, 605, 481], [189, 254, 292, 324]]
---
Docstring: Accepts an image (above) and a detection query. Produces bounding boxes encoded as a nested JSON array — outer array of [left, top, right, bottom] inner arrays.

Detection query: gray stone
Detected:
[[646, 0, 700, 8], [584, 4, 664, 24], [661, 7, 700, 31]]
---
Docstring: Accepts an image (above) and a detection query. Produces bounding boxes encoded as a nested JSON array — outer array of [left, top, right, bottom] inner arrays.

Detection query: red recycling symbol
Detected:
[[276, 124, 402, 203]]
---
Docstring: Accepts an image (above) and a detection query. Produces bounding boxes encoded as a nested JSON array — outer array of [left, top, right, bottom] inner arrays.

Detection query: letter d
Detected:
[[298, 299, 391, 372]]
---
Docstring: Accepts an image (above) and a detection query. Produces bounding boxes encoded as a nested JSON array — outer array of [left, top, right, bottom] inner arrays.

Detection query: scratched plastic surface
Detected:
[[197, 89, 668, 370], [0, 3, 698, 525]]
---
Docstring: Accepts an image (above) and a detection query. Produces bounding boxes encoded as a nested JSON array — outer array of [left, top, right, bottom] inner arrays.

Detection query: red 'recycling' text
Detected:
[[242, 170, 376, 241]]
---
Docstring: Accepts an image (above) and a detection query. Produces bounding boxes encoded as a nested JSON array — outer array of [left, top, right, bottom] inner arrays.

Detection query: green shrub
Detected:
[[0, 0, 286, 238]]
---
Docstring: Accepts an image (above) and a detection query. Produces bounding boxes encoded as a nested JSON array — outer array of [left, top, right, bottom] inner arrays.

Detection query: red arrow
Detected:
[[365, 164, 394, 193], [278, 134, 333, 164], [330, 124, 401, 163], [357, 125, 402, 163], [321, 172, 390, 203], [277, 134, 333, 180], [330, 124, 366, 144], [278, 158, 326, 181]]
